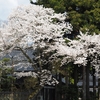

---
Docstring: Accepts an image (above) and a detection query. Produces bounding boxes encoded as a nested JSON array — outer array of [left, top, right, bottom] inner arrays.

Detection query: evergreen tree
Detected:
[[37, 0, 100, 34]]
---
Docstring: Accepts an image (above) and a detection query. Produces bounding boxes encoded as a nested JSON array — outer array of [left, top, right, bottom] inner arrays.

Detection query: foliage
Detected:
[[24, 76, 39, 90], [37, 0, 66, 13], [37, 0, 100, 34], [1, 58, 10, 66], [2, 58, 10, 63], [0, 66, 14, 91]]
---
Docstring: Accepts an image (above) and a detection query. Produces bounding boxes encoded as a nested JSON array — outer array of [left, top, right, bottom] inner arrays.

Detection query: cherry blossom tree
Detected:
[[57, 32, 100, 76], [56, 32, 100, 100], [0, 4, 100, 100], [0, 4, 72, 86]]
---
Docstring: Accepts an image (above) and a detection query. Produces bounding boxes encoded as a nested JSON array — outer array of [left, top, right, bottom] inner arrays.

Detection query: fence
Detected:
[[0, 91, 33, 100]]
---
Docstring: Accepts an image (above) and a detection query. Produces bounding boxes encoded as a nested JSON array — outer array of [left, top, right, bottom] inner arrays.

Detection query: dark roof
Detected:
[[0, 49, 35, 72]]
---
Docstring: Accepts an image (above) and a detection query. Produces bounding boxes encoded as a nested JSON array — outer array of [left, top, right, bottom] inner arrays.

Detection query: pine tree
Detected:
[[37, 0, 100, 34]]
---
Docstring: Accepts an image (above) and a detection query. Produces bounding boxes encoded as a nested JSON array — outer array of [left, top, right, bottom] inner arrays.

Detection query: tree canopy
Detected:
[[0, 4, 72, 86], [37, 0, 100, 34], [55, 32, 100, 76]]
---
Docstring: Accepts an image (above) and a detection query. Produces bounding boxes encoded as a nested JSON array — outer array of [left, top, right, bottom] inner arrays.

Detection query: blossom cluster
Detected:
[[56, 32, 100, 76], [38, 69, 59, 86], [0, 4, 72, 52], [14, 69, 59, 86]]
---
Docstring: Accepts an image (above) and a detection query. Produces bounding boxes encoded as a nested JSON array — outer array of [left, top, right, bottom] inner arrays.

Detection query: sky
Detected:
[[0, 0, 36, 20]]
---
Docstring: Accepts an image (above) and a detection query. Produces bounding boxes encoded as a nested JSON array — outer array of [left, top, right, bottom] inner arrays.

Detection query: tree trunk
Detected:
[[86, 64, 90, 100], [65, 71, 69, 87], [93, 68, 96, 100], [98, 78, 100, 100], [83, 66, 86, 100], [59, 73, 62, 100], [55, 73, 57, 100], [74, 65, 78, 86]]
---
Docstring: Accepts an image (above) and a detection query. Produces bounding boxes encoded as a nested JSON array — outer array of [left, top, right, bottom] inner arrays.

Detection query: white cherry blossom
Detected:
[[0, 4, 72, 86]]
